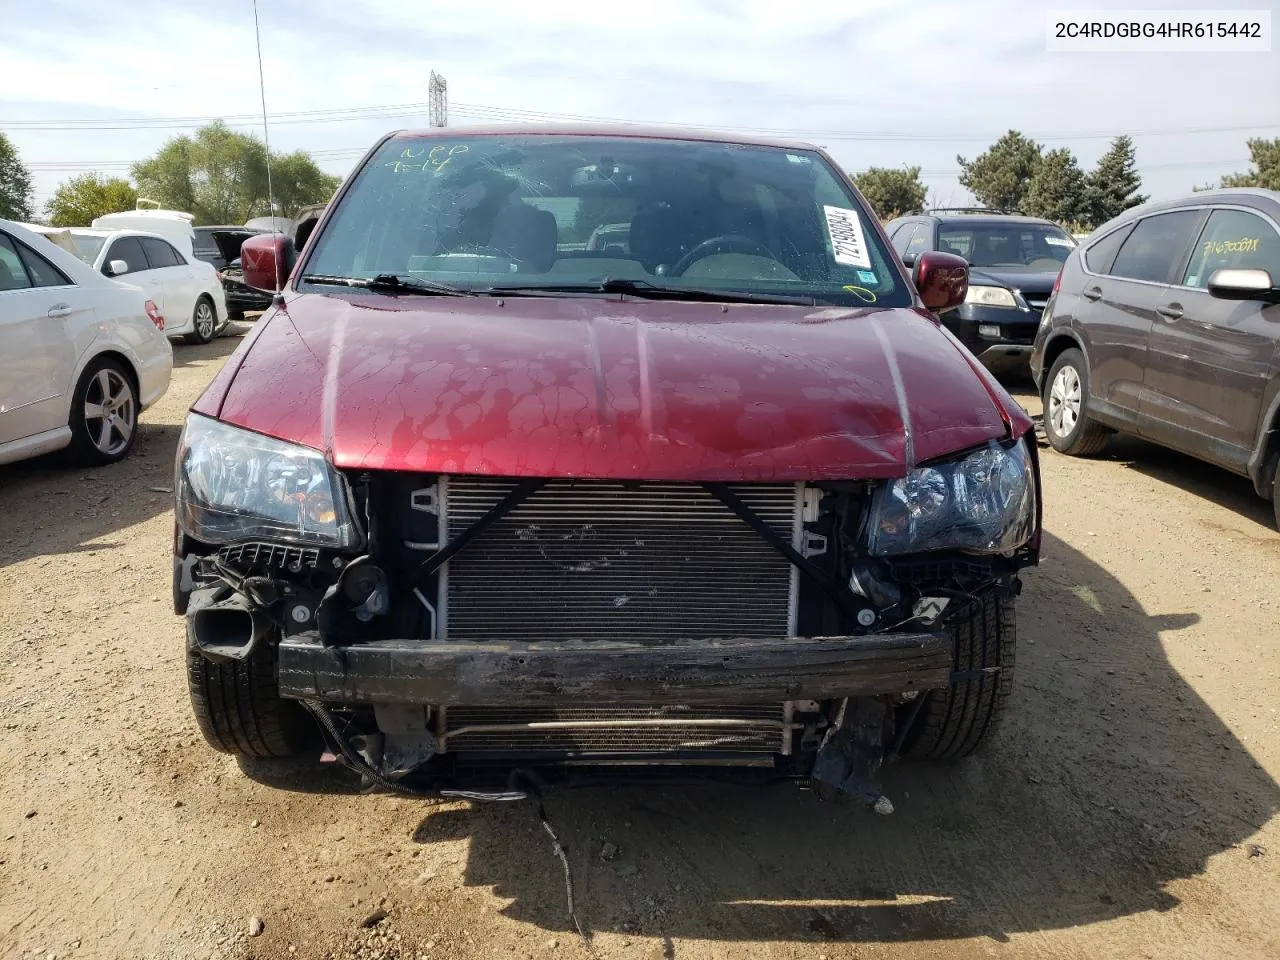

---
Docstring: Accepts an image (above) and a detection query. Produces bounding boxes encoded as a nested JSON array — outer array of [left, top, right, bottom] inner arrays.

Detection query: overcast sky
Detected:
[[3, 0, 1276, 215]]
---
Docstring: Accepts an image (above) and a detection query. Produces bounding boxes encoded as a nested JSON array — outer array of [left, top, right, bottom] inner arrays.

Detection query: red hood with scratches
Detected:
[[193, 292, 1030, 481]]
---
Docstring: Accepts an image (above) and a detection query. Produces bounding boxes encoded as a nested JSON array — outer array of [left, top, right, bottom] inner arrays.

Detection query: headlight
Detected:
[[964, 284, 1017, 308], [175, 414, 356, 547], [867, 439, 1036, 555]]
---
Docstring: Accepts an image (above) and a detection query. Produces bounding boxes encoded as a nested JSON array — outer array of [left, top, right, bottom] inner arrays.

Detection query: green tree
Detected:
[[850, 166, 928, 218], [0, 132, 34, 221], [1021, 148, 1088, 225], [132, 121, 340, 225], [957, 131, 1042, 213], [1084, 135, 1147, 227], [45, 174, 138, 227], [1219, 137, 1280, 190]]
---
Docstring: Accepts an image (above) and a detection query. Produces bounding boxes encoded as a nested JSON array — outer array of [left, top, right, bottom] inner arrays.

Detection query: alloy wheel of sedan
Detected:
[[194, 300, 216, 341], [1048, 364, 1081, 438], [83, 367, 136, 457]]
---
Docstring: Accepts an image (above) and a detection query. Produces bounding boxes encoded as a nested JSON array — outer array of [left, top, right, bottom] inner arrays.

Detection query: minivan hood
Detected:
[[200, 293, 1027, 481]]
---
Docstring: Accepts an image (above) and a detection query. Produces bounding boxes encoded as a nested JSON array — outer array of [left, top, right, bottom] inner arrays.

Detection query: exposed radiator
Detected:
[[437, 703, 790, 759], [439, 478, 800, 642]]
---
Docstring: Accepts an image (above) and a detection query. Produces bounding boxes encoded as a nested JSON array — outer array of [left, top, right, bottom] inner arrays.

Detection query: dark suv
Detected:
[[885, 210, 1077, 373], [1031, 188, 1280, 528]]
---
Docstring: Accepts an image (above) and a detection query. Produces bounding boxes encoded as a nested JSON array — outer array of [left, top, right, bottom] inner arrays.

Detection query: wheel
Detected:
[[1269, 452, 1280, 532], [227, 309, 245, 323], [65, 358, 138, 466], [900, 591, 1016, 761], [187, 632, 317, 759], [1043, 348, 1111, 456], [185, 296, 218, 345]]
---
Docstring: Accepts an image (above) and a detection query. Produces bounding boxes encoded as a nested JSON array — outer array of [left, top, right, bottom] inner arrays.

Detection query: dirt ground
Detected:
[[2, 326, 1278, 960]]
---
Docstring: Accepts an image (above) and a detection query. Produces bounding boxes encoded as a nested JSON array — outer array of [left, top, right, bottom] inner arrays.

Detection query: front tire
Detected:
[[185, 296, 218, 345], [901, 592, 1016, 761], [65, 358, 138, 466], [1043, 348, 1111, 456], [187, 633, 316, 759]]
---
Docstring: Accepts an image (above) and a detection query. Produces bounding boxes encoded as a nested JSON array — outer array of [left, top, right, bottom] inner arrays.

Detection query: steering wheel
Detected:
[[668, 234, 779, 277]]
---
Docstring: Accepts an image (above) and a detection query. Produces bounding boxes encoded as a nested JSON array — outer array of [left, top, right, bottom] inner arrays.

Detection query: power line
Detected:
[[3, 98, 1274, 142]]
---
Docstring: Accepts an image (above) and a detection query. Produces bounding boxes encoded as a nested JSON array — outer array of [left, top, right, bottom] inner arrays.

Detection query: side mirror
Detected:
[[241, 233, 296, 292], [900, 252, 917, 268], [107, 259, 129, 277], [913, 251, 969, 311], [1207, 268, 1280, 304]]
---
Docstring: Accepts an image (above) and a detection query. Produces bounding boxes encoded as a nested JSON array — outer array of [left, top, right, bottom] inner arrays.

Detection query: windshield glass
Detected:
[[70, 233, 105, 265], [304, 135, 908, 308], [937, 222, 1075, 270]]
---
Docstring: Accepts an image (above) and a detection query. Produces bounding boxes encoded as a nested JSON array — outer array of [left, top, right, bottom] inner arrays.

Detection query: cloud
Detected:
[[3, 0, 1273, 211]]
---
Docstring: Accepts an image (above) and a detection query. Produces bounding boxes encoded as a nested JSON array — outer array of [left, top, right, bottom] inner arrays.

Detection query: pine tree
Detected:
[[957, 131, 1043, 213], [1084, 136, 1147, 227], [1022, 148, 1088, 225]]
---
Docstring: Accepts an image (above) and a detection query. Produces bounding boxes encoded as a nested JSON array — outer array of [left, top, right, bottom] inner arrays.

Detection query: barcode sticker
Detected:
[[823, 205, 871, 268]]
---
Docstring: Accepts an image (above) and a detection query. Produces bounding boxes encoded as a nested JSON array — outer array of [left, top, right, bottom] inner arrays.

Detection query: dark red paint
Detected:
[[198, 292, 1031, 481], [241, 234, 292, 292], [913, 252, 970, 311]]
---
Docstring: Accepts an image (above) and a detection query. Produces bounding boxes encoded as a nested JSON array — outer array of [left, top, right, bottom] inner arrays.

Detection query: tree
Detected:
[[850, 166, 927, 219], [1021, 148, 1088, 225], [1084, 135, 1147, 227], [957, 131, 1042, 213], [1219, 137, 1280, 190], [0, 132, 34, 221], [45, 174, 138, 227], [132, 121, 340, 225]]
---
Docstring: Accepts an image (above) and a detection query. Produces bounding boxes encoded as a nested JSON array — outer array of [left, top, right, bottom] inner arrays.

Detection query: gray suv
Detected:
[[1030, 188, 1280, 528]]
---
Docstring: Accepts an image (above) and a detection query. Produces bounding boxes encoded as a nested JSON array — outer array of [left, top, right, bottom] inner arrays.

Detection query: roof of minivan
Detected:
[[388, 122, 821, 152]]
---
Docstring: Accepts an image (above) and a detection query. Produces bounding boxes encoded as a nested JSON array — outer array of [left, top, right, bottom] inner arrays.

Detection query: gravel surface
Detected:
[[2, 329, 1278, 960]]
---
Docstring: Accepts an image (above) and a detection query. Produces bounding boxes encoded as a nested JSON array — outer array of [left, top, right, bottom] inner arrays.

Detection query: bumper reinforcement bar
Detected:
[[277, 631, 953, 705]]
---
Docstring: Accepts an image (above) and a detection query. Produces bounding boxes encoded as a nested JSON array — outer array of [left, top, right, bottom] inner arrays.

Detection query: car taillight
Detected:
[[1051, 268, 1062, 295], [145, 299, 165, 331]]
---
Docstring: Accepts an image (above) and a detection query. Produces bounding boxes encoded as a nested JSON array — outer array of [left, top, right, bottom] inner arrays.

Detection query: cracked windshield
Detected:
[[1, 2, 1277, 960]]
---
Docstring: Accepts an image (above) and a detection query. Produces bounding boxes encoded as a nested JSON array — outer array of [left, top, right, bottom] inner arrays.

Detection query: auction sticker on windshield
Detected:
[[823, 206, 872, 269]]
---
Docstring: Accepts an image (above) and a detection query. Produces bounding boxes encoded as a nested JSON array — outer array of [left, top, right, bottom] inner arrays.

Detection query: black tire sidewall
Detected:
[[1043, 348, 1091, 452], [67, 357, 138, 466]]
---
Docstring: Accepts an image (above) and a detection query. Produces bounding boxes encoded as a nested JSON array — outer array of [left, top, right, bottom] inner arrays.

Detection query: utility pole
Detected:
[[429, 72, 448, 128]]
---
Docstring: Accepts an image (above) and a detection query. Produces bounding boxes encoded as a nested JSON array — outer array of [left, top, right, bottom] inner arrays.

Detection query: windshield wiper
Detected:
[[481, 277, 817, 306], [300, 273, 474, 297]]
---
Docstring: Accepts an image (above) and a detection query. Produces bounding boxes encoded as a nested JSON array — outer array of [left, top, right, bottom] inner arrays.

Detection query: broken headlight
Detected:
[[867, 438, 1035, 556], [175, 414, 356, 547]]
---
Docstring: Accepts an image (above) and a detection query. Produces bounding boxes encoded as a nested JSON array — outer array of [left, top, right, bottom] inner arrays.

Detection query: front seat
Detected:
[[488, 203, 558, 272]]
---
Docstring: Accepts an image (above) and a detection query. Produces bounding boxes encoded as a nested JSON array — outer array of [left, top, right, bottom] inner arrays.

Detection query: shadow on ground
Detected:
[[172, 326, 248, 368], [1099, 435, 1276, 531], [0, 422, 182, 569], [389, 531, 1277, 944]]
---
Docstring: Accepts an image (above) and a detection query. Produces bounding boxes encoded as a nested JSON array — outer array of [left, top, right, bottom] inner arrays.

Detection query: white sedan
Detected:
[[0, 219, 173, 467], [24, 224, 229, 345]]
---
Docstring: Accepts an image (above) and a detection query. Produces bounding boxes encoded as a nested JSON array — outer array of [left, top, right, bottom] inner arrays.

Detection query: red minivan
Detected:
[[173, 125, 1040, 803]]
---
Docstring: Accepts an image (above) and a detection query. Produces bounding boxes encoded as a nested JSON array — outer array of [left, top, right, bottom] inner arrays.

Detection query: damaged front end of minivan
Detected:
[[174, 412, 1040, 806]]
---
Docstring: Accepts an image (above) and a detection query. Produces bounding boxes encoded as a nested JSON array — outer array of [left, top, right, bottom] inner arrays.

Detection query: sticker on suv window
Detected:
[[823, 206, 871, 268], [1045, 236, 1074, 247]]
